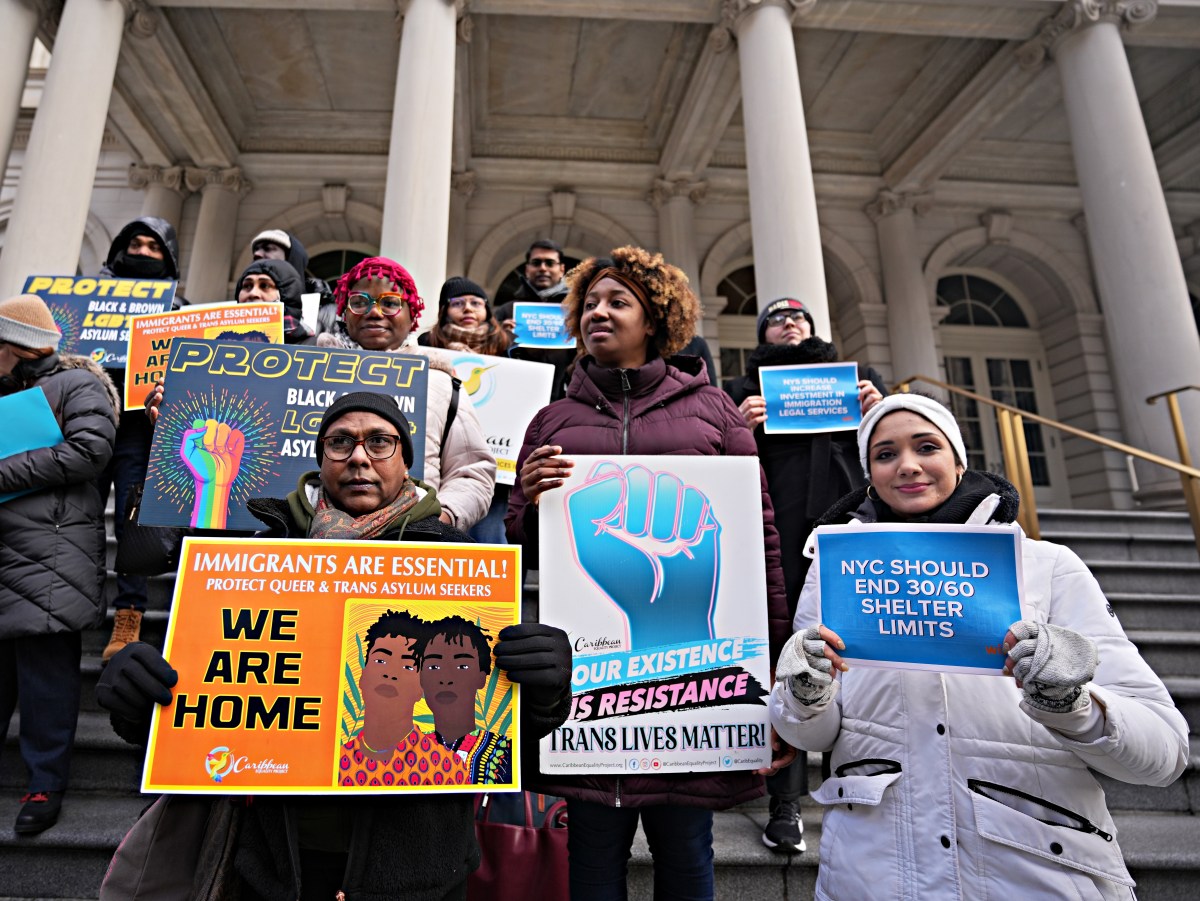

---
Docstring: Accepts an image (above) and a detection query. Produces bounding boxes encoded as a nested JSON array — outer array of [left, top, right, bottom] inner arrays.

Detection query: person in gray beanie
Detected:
[[769, 391, 1189, 900], [0, 293, 119, 834]]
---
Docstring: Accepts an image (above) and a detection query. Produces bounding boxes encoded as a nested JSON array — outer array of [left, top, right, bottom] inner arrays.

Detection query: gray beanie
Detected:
[[0, 294, 61, 351]]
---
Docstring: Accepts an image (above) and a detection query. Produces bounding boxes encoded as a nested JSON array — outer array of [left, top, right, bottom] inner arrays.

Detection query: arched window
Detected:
[[936, 274, 1029, 328], [717, 265, 757, 316], [309, 249, 371, 285]]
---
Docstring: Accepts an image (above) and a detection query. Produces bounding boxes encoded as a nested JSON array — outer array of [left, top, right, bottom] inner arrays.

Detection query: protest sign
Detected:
[[123, 303, 284, 410], [0, 388, 64, 504], [511, 302, 576, 350], [23, 275, 175, 369], [759, 361, 861, 435], [437, 349, 553, 485], [538, 456, 772, 774], [138, 339, 429, 532], [143, 537, 521, 794], [815, 524, 1023, 674]]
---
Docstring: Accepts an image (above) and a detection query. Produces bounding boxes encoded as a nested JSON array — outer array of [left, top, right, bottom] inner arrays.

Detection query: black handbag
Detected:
[[113, 482, 186, 576]]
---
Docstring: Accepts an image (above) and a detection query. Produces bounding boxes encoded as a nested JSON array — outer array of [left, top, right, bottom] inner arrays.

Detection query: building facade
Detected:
[[2, 0, 1199, 511]]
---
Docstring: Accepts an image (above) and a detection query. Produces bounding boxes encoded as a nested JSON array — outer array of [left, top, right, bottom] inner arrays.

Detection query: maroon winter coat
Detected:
[[506, 353, 789, 810]]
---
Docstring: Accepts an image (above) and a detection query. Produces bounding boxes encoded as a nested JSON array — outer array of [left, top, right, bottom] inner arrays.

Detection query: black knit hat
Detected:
[[756, 297, 816, 343], [438, 275, 488, 309], [316, 391, 414, 467]]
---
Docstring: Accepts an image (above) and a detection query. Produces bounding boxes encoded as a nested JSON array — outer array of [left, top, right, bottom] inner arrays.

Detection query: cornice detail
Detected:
[[865, 189, 933, 223], [712, 0, 816, 53], [128, 163, 189, 196], [648, 177, 709, 208], [1017, 0, 1157, 70], [120, 0, 159, 39], [451, 170, 477, 199], [184, 166, 252, 197], [322, 183, 351, 218]]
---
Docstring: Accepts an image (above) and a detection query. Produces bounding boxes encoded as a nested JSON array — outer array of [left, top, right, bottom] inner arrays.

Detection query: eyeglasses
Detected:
[[321, 434, 404, 461], [527, 258, 560, 269], [766, 310, 807, 328], [448, 297, 486, 311], [346, 292, 406, 316]]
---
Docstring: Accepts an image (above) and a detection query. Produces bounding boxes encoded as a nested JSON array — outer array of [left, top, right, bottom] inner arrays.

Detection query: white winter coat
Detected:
[[771, 494, 1189, 901]]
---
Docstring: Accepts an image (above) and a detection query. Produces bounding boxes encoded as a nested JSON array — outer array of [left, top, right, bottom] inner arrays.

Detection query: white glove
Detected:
[[776, 626, 836, 706], [1006, 621, 1097, 714]]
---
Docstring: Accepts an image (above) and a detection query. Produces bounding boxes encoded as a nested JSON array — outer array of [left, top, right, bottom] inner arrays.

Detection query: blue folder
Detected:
[[0, 387, 65, 504]]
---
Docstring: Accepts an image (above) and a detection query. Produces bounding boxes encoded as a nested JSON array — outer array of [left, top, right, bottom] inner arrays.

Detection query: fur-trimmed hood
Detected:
[[8, 353, 121, 423]]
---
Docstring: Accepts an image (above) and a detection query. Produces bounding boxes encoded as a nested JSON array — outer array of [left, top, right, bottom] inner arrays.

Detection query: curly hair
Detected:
[[563, 246, 698, 359], [333, 257, 425, 327]]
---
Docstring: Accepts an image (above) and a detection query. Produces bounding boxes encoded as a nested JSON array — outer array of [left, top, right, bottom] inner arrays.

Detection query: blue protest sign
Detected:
[[138, 339, 429, 532], [759, 362, 860, 434], [0, 387, 65, 504], [511, 303, 576, 350], [815, 524, 1023, 674], [22, 275, 176, 369]]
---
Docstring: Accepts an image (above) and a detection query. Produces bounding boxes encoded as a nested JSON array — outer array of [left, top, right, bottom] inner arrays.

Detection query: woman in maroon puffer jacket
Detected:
[[506, 245, 790, 901]]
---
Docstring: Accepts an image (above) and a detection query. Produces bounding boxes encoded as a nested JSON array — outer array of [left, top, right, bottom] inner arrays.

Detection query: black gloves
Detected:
[[96, 642, 178, 724], [495, 623, 572, 738]]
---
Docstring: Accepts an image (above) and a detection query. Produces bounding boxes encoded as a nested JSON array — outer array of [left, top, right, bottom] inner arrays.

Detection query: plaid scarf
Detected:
[[308, 479, 422, 540]]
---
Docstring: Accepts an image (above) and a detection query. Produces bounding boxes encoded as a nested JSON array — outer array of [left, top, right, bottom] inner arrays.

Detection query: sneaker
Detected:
[[15, 791, 63, 835], [762, 798, 805, 854], [103, 609, 143, 662]]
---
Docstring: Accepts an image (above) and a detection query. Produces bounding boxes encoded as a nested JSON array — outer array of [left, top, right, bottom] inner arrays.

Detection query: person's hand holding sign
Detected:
[[738, 395, 767, 430], [181, 418, 245, 529], [775, 625, 846, 707], [1002, 620, 1098, 714], [566, 462, 721, 649]]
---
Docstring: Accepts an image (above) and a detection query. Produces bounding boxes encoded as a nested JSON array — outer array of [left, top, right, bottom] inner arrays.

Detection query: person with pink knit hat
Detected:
[[0, 293, 120, 834]]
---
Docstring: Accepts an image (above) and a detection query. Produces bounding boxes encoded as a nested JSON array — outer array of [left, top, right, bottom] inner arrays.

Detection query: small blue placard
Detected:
[[815, 524, 1023, 674], [0, 387, 65, 504], [511, 302, 576, 350], [22, 274, 176, 369], [759, 362, 860, 434]]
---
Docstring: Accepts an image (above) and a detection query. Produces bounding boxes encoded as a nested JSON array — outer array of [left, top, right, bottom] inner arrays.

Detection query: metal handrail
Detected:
[[1146, 386, 1200, 557], [894, 375, 1200, 551]]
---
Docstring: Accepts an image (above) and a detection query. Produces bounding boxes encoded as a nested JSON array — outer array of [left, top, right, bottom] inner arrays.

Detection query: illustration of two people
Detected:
[[340, 610, 511, 788]]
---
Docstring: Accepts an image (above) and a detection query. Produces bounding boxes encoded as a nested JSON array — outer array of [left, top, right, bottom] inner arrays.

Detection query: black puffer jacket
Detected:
[[0, 353, 119, 637], [725, 337, 887, 608]]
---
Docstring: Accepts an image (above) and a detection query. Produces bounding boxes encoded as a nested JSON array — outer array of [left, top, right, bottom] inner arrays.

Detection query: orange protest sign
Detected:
[[122, 303, 284, 409], [143, 537, 521, 795]]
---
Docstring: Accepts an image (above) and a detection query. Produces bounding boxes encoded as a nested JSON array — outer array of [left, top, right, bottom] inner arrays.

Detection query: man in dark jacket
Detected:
[[0, 293, 119, 834], [97, 391, 571, 900], [99, 217, 183, 661], [493, 239, 574, 401], [235, 258, 315, 345], [251, 229, 335, 336]]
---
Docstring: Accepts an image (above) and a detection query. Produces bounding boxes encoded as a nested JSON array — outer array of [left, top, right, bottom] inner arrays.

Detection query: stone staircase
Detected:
[[1, 509, 1198, 899]]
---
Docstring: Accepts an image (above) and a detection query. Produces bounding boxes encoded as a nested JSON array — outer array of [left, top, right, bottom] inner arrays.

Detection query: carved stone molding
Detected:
[[1017, 0, 1157, 70], [120, 0, 159, 38], [457, 13, 473, 45], [865, 189, 933, 223], [711, 0, 817, 52], [549, 189, 577, 225], [648, 178, 709, 209], [184, 166, 252, 197], [322, 184, 351, 219], [981, 209, 1013, 244], [1072, 211, 1089, 238], [128, 163, 189, 197], [451, 170, 477, 200]]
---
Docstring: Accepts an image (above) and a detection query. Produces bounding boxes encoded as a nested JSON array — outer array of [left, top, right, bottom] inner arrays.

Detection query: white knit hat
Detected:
[[0, 294, 61, 351], [251, 229, 291, 252], [858, 393, 967, 477]]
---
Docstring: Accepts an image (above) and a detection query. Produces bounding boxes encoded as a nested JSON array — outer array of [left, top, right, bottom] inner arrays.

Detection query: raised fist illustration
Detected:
[[180, 418, 245, 529], [565, 462, 721, 650]]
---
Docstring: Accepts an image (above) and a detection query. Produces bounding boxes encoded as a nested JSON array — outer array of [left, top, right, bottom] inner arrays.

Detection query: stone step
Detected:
[[1108, 593, 1200, 632], [1039, 509, 1195, 539], [81, 608, 170, 659], [1042, 531, 1200, 564], [2, 712, 142, 795], [1125, 630, 1200, 678], [1086, 561, 1200, 597], [1162, 676, 1200, 734]]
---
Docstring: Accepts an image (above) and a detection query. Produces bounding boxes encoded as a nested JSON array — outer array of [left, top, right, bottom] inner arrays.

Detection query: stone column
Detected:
[[129, 164, 189, 227], [0, 0, 40, 176], [0, 0, 128, 296], [183, 166, 250, 303], [651, 178, 706, 290], [866, 190, 941, 388], [721, 0, 828, 335], [380, 0, 458, 302], [1021, 0, 1200, 502], [445, 170, 476, 279]]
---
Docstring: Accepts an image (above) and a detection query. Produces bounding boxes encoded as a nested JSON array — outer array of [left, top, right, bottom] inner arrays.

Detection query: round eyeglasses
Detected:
[[346, 292, 406, 317], [321, 434, 403, 461], [447, 297, 486, 311]]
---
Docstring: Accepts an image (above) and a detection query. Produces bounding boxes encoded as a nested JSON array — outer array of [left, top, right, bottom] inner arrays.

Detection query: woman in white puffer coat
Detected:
[[770, 392, 1188, 901]]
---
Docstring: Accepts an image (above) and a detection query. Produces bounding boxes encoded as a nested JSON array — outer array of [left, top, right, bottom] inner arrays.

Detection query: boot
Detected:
[[103, 609, 143, 662]]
